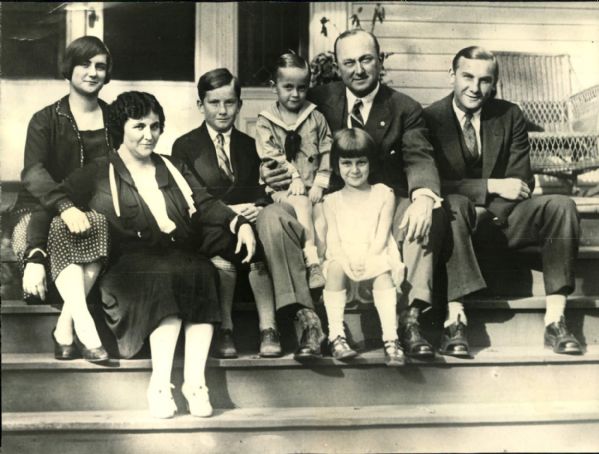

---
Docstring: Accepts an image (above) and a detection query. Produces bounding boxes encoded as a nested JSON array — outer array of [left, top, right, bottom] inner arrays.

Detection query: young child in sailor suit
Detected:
[[255, 52, 332, 289]]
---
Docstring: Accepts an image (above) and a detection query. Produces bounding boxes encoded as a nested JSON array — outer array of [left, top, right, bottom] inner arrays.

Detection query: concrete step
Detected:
[[3, 347, 599, 413], [3, 400, 599, 453], [3, 296, 599, 354]]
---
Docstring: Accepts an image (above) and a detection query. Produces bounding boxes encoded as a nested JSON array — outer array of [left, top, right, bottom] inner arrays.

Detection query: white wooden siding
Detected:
[[352, 1, 599, 105]]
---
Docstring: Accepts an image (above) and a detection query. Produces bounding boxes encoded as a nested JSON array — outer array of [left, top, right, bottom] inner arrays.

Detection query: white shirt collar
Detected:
[[206, 123, 232, 144], [346, 83, 380, 126], [452, 98, 481, 125]]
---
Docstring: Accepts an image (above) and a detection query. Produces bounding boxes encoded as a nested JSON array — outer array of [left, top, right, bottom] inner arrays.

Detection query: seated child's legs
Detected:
[[323, 261, 347, 340], [372, 272, 399, 342]]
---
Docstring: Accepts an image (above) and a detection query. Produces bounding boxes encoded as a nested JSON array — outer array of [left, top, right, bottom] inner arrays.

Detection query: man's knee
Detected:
[[544, 195, 578, 218], [444, 194, 476, 225]]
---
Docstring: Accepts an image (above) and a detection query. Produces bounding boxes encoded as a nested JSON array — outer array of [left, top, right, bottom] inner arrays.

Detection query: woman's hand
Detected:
[[236, 223, 256, 263], [22, 263, 47, 300], [288, 178, 306, 196], [260, 158, 292, 191], [60, 207, 91, 235], [309, 185, 324, 204]]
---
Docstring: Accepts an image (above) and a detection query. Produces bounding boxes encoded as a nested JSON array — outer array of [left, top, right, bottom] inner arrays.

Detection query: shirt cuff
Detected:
[[25, 248, 48, 265], [56, 198, 75, 213], [411, 188, 443, 208]]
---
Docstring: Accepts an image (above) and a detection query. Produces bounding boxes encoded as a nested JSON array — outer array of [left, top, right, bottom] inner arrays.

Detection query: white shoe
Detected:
[[181, 382, 213, 417], [147, 383, 177, 419]]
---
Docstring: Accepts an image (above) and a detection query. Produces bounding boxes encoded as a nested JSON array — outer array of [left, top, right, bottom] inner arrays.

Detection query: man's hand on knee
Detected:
[[398, 196, 434, 243], [260, 158, 292, 191]]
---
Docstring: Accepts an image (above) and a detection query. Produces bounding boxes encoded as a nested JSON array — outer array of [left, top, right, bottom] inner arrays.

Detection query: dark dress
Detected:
[[63, 152, 242, 358], [13, 124, 111, 284]]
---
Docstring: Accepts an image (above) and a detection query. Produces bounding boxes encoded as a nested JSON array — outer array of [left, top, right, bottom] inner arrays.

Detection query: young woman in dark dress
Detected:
[[61, 91, 256, 418], [13, 36, 113, 362]]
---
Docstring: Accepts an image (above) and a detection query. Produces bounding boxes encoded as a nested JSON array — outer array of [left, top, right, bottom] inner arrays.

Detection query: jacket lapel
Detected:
[[365, 86, 392, 146], [197, 123, 222, 174], [481, 105, 504, 178], [320, 82, 347, 132], [440, 95, 467, 176]]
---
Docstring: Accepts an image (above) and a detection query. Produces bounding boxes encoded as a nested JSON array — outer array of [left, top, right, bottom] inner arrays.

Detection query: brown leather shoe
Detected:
[[544, 317, 583, 355], [259, 328, 283, 358], [294, 308, 325, 360], [439, 318, 470, 358], [399, 307, 434, 359], [212, 329, 238, 359]]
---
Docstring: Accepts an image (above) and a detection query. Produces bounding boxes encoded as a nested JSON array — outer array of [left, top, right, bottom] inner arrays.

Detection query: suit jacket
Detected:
[[423, 94, 534, 223], [308, 81, 439, 197], [172, 123, 270, 206]]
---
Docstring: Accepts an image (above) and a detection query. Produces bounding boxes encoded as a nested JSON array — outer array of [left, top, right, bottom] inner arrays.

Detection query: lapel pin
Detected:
[[380, 121, 386, 127], [390, 150, 396, 155]]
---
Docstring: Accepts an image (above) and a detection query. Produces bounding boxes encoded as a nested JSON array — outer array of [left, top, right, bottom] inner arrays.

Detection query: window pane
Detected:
[[1, 2, 66, 79], [103, 2, 195, 81], [238, 2, 309, 87]]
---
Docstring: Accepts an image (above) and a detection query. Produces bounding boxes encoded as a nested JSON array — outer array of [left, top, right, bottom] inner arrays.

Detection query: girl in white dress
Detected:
[[323, 128, 405, 366]]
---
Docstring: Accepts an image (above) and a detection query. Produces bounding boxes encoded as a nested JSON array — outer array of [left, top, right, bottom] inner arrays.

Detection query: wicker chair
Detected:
[[494, 51, 599, 177]]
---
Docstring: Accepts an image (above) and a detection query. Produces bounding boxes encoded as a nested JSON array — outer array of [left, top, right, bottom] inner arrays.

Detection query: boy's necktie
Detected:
[[350, 99, 365, 129], [215, 133, 234, 181], [463, 112, 479, 162]]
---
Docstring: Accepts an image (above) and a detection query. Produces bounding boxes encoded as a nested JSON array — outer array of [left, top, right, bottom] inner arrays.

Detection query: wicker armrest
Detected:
[[567, 84, 599, 132]]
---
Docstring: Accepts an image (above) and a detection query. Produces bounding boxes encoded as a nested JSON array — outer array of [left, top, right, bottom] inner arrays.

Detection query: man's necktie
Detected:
[[215, 133, 234, 181], [350, 99, 365, 129], [463, 113, 479, 162]]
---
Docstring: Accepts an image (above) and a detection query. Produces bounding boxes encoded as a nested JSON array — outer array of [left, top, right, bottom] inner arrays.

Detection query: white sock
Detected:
[[323, 289, 347, 340], [373, 287, 399, 342], [545, 294, 566, 326], [445, 301, 468, 328], [303, 244, 320, 266]]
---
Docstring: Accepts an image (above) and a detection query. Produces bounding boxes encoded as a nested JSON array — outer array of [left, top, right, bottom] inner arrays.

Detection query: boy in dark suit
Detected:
[[424, 47, 582, 356], [173, 68, 326, 360]]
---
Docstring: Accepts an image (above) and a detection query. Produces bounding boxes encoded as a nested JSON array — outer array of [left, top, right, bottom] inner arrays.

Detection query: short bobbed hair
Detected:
[[331, 128, 378, 179], [452, 46, 499, 81], [334, 29, 381, 60], [107, 91, 165, 149], [197, 68, 241, 102], [273, 52, 311, 83], [61, 36, 112, 83]]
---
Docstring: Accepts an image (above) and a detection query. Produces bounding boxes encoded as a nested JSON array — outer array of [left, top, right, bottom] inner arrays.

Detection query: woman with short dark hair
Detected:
[[13, 35, 113, 362], [61, 91, 256, 418]]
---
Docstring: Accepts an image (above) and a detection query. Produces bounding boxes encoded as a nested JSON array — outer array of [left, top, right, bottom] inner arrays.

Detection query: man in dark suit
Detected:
[[424, 47, 582, 356], [307, 29, 447, 359], [173, 68, 326, 360]]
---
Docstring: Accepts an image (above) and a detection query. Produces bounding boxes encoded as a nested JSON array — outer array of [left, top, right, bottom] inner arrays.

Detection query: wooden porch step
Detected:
[[3, 347, 599, 413], [4, 400, 599, 453]]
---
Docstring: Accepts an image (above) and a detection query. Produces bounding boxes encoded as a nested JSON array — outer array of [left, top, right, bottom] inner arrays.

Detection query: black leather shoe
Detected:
[[439, 319, 470, 358], [329, 336, 358, 360], [294, 308, 325, 360], [74, 335, 109, 363], [399, 307, 434, 359], [52, 330, 79, 360], [544, 317, 583, 355], [383, 339, 405, 367], [212, 329, 238, 359], [259, 328, 283, 358]]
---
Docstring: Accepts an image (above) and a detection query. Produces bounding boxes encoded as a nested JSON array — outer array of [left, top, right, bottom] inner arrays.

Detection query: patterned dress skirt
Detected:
[[99, 245, 222, 359], [12, 210, 110, 282]]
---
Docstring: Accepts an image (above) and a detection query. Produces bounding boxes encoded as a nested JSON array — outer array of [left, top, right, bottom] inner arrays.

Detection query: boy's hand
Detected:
[[308, 185, 324, 203], [236, 223, 256, 263], [260, 158, 292, 191], [288, 178, 306, 196]]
